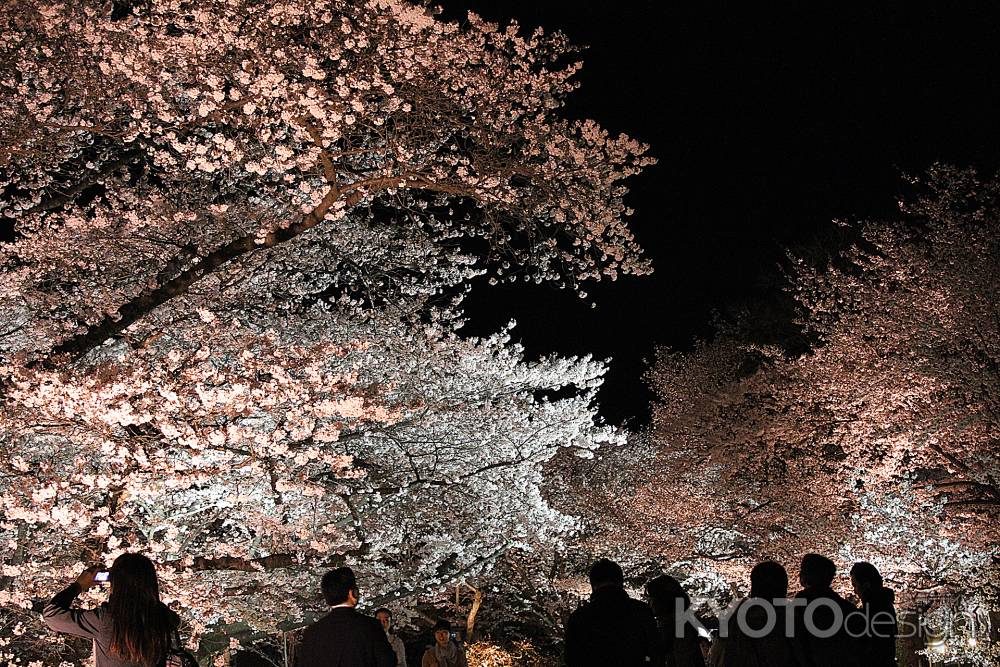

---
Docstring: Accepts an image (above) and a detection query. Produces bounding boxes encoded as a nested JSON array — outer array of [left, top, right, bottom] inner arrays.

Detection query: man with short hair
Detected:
[[375, 607, 407, 667], [564, 558, 662, 667], [794, 554, 861, 667], [298, 567, 397, 667]]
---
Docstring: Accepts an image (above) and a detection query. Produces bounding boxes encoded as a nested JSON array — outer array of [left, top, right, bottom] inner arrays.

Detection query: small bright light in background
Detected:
[[697, 626, 713, 640], [967, 636, 977, 647]]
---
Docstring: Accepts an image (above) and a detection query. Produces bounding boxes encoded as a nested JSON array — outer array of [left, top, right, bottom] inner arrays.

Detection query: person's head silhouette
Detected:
[[849, 561, 884, 600], [799, 553, 836, 590], [645, 574, 691, 619], [750, 561, 789, 599], [588, 558, 625, 592]]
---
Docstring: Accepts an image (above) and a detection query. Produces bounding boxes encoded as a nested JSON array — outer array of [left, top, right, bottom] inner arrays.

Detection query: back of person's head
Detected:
[[799, 553, 837, 589], [321, 567, 358, 606], [588, 558, 625, 590], [849, 562, 883, 590], [107, 553, 173, 667], [645, 574, 691, 618], [750, 561, 788, 599]]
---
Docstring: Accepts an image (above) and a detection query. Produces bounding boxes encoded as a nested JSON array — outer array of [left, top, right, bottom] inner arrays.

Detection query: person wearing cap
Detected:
[[421, 619, 468, 667]]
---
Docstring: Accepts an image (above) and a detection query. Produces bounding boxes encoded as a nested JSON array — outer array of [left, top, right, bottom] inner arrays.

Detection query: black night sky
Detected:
[[443, 2, 1000, 427]]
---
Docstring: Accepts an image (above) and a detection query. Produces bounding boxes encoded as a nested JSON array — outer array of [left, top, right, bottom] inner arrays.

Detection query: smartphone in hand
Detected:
[[93, 571, 110, 584]]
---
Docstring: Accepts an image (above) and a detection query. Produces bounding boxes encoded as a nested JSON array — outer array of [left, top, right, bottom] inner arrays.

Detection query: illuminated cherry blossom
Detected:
[[580, 168, 998, 615], [0, 1, 648, 663]]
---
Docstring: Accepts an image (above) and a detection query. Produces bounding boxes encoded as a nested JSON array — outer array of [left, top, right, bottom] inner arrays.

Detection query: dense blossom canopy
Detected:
[[0, 1, 650, 663], [579, 169, 999, 651], [0, 0, 652, 362]]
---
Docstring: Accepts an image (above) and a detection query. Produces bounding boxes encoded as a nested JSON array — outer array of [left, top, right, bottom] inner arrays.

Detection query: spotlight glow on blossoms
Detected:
[[0, 1, 650, 663]]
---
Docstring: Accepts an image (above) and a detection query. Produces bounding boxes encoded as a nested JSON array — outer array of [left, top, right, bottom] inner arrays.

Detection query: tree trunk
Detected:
[[465, 585, 483, 643], [897, 609, 927, 667]]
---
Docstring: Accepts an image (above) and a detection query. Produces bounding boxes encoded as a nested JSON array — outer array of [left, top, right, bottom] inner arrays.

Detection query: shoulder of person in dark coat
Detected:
[[866, 587, 896, 609], [570, 588, 656, 622], [795, 587, 857, 609], [568, 598, 588, 615], [627, 596, 656, 615], [362, 611, 388, 635], [300, 617, 320, 644], [567, 598, 594, 625], [303, 607, 377, 629], [833, 589, 858, 613], [300, 609, 392, 654], [301, 608, 346, 639]]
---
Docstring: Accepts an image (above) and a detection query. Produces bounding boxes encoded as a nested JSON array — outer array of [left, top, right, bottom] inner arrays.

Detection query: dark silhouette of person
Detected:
[[709, 561, 805, 667], [297, 567, 396, 667], [565, 558, 663, 667], [645, 574, 705, 667], [793, 554, 861, 667], [850, 562, 897, 667]]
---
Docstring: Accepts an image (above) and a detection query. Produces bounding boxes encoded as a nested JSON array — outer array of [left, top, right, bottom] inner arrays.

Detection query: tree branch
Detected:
[[42, 172, 478, 364]]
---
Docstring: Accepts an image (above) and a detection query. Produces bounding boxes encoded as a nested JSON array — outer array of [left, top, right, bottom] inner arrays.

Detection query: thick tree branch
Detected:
[[44, 172, 478, 364], [46, 185, 343, 362]]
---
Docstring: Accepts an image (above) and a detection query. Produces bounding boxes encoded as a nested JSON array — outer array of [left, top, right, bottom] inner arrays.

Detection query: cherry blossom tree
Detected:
[[0, 1, 650, 663], [0, 311, 621, 664], [0, 0, 651, 365], [582, 168, 999, 615]]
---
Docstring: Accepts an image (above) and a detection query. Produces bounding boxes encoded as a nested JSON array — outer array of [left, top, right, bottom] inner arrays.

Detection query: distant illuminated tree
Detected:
[[0, 1, 649, 663], [591, 167, 999, 608]]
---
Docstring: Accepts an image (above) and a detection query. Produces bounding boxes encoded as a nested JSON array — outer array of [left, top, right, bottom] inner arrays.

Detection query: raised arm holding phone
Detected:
[[42, 553, 192, 667]]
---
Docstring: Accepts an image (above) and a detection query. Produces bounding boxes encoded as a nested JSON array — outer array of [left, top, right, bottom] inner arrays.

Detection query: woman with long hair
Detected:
[[850, 561, 897, 667], [44, 552, 181, 667]]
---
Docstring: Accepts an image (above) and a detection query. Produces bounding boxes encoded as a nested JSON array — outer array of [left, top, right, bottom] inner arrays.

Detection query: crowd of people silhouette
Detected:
[[565, 555, 897, 667], [43, 552, 897, 667]]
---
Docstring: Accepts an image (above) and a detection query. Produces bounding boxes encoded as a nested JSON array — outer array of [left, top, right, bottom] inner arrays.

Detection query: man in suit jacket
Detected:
[[298, 567, 397, 667]]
